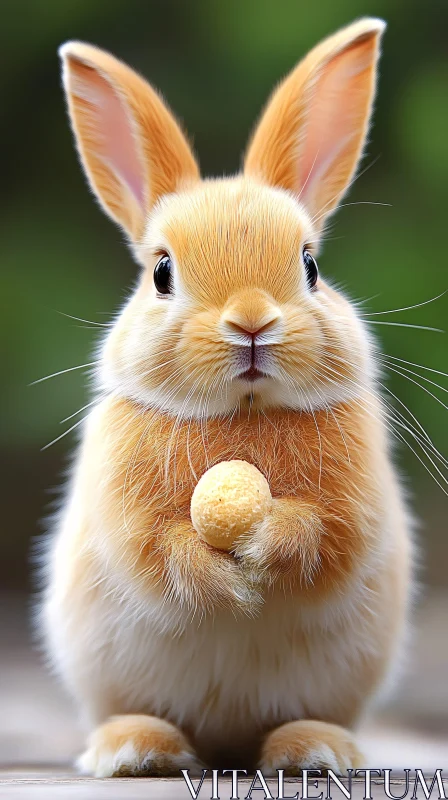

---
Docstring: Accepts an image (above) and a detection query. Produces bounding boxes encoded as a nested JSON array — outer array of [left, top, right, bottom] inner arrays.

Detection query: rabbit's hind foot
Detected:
[[259, 720, 364, 776], [77, 714, 202, 778]]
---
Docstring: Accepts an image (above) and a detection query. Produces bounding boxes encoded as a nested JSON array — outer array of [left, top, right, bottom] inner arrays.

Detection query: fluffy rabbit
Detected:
[[43, 18, 412, 777]]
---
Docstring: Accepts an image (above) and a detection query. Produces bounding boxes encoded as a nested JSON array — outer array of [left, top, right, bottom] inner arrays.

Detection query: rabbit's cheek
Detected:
[[277, 310, 323, 376], [177, 311, 232, 373], [100, 319, 132, 389]]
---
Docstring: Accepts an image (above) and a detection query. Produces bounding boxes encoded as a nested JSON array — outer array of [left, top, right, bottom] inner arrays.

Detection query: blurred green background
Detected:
[[1, 0, 447, 592]]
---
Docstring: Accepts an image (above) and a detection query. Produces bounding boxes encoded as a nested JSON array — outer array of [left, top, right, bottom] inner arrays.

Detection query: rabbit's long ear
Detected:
[[59, 42, 200, 241], [244, 19, 385, 231]]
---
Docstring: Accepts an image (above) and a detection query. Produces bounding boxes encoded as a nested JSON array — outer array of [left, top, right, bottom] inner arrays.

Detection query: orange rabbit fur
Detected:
[[43, 18, 412, 777]]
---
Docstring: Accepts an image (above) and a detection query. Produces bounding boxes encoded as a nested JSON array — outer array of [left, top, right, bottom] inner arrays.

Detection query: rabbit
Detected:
[[42, 18, 413, 777]]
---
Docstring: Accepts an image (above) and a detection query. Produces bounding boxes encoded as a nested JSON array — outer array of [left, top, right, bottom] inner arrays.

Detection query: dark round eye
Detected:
[[303, 248, 319, 289], [154, 255, 173, 295]]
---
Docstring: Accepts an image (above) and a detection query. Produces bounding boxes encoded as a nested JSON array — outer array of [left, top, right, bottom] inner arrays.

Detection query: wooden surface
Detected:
[[1, 592, 447, 797], [1, 772, 447, 800]]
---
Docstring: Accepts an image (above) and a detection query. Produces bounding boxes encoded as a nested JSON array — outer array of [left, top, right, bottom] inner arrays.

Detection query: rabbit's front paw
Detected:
[[259, 720, 363, 776], [165, 530, 263, 614], [77, 714, 202, 778], [234, 498, 321, 587]]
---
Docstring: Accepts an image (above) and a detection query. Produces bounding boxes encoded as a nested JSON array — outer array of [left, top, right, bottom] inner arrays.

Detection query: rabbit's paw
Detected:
[[234, 498, 322, 587], [77, 714, 202, 777], [259, 720, 364, 776]]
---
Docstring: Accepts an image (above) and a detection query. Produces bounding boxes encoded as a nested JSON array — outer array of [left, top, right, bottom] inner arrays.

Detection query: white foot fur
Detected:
[[259, 720, 364, 776], [77, 714, 202, 778]]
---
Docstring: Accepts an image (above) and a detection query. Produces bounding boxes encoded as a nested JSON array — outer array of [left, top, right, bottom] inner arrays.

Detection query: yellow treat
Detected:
[[190, 460, 272, 551]]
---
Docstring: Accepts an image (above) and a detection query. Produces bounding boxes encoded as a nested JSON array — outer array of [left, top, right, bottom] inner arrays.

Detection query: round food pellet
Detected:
[[190, 460, 272, 551]]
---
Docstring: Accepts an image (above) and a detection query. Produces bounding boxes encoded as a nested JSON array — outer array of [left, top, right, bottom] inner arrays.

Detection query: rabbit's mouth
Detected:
[[236, 366, 267, 382], [232, 341, 275, 384]]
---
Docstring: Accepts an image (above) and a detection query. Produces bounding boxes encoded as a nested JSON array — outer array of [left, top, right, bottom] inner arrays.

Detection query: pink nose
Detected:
[[220, 289, 283, 344], [223, 316, 281, 340]]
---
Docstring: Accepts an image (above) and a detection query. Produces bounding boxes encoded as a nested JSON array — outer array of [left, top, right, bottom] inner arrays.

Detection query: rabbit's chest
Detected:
[[141, 407, 332, 506], [107, 398, 361, 511]]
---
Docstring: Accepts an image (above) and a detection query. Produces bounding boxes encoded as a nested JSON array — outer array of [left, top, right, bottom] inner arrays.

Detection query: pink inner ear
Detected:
[[76, 65, 146, 209], [298, 41, 373, 215]]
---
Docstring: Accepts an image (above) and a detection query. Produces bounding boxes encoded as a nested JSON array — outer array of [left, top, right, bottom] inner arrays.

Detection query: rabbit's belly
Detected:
[[109, 585, 373, 747]]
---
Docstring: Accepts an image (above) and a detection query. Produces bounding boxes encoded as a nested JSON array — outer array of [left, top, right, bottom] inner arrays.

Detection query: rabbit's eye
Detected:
[[303, 248, 318, 289], [154, 255, 173, 295]]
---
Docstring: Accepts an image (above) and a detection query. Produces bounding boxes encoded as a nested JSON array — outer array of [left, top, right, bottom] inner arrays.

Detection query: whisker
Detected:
[[381, 354, 448, 380], [311, 357, 448, 473], [310, 154, 382, 225], [55, 310, 111, 328], [366, 321, 443, 333], [378, 381, 434, 447], [60, 398, 101, 424], [312, 201, 392, 228], [391, 427, 448, 497], [382, 363, 448, 413], [351, 293, 382, 308], [380, 357, 448, 395], [41, 416, 87, 451], [375, 377, 448, 468], [348, 392, 448, 494], [30, 361, 98, 385], [362, 290, 447, 317], [389, 415, 448, 471]]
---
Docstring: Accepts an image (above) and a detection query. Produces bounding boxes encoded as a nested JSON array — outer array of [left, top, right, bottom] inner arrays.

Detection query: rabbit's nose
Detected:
[[223, 316, 281, 341], [221, 291, 283, 345]]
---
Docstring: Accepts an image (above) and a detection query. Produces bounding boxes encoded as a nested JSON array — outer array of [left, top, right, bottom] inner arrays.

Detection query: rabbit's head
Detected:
[[60, 18, 384, 417]]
